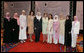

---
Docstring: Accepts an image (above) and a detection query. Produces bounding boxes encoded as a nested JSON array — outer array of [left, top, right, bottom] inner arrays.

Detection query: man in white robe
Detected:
[[19, 10, 27, 43], [71, 16, 80, 48]]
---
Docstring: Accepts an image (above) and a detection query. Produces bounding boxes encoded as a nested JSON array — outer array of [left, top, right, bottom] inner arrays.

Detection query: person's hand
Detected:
[[13, 29, 15, 31], [21, 27, 23, 29], [35, 27, 36, 30], [69, 32, 71, 34]]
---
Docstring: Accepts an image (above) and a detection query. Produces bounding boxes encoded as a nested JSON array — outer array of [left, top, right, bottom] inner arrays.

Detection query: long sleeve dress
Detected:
[[65, 19, 72, 46], [11, 18, 19, 43], [42, 17, 48, 34], [19, 15, 27, 40], [3, 18, 12, 43], [53, 21, 60, 44], [59, 19, 65, 45], [47, 19, 53, 43], [71, 21, 80, 48]]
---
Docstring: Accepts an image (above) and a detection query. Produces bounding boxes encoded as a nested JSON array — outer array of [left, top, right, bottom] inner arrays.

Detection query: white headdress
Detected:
[[36, 12, 41, 20], [22, 10, 25, 12], [53, 15, 59, 22]]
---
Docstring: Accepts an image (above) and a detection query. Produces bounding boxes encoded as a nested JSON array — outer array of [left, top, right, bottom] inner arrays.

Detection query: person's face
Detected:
[[6, 13, 10, 17], [60, 14, 63, 19], [38, 13, 40, 16], [44, 13, 47, 17], [55, 17, 57, 20], [31, 12, 33, 16], [66, 16, 69, 20], [14, 13, 18, 17], [49, 15, 52, 19], [22, 12, 25, 15], [74, 16, 77, 21]]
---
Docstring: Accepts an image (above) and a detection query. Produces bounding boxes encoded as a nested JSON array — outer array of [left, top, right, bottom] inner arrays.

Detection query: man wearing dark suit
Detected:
[[34, 12, 42, 42]]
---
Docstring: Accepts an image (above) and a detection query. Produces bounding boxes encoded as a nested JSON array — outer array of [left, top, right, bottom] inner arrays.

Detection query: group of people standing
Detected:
[[3, 12, 19, 43], [3, 10, 80, 51]]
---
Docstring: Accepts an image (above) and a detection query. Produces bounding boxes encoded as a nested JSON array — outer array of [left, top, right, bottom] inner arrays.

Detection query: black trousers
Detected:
[[11, 30, 19, 43], [34, 29, 41, 42], [65, 32, 71, 46], [3, 30, 12, 43]]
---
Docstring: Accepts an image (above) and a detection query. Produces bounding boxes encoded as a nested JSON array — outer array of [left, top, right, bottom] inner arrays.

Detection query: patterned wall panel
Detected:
[[4, 1, 31, 18], [76, 1, 83, 30], [35, 1, 70, 18]]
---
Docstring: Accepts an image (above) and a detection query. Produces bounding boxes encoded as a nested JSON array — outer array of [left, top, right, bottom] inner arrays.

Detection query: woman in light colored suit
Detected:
[[59, 14, 66, 45], [42, 13, 48, 42]]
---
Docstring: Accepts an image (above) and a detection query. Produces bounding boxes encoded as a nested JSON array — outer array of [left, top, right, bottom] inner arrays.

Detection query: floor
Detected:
[[1, 29, 83, 52]]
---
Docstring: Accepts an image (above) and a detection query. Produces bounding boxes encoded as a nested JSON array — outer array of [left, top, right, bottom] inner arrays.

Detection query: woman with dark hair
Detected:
[[47, 14, 53, 44], [27, 11, 35, 42], [64, 15, 72, 51], [29, 11, 35, 15]]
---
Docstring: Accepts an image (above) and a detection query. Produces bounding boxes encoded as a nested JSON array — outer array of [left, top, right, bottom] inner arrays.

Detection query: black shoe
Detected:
[[72, 48, 76, 52], [35, 40, 38, 42]]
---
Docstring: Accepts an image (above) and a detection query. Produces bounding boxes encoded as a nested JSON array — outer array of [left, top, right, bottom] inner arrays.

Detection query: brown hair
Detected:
[[29, 11, 34, 16], [48, 14, 53, 20], [66, 15, 71, 19], [43, 13, 48, 17]]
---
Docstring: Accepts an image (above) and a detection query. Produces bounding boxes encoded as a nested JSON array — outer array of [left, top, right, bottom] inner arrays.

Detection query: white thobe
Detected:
[[71, 21, 80, 48], [19, 15, 27, 40]]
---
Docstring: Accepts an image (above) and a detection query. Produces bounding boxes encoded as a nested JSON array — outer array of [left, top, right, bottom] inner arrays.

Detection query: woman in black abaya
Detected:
[[11, 13, 19, 43], [64, 15, 72, 51]]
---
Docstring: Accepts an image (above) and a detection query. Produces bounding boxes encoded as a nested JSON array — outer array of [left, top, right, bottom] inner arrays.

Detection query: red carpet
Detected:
[[8, 33, 64, 52]]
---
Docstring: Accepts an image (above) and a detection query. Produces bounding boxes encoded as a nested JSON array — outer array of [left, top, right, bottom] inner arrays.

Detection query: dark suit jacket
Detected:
[[34, 17, 42, 32]]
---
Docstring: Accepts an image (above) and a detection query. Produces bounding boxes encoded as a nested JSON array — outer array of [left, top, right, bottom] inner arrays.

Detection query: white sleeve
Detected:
[[75, 22, 80, 34], [19, 15, 22, 27], [77, 22, 80, 34], [26, 16, 27, 27], [71, 22, 74, 33], [19, 15, 24, 27]]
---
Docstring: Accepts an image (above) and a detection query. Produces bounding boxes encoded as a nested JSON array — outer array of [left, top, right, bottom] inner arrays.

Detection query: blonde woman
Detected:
[[59, 14, 65, 45], [42, 13, 48, 42]]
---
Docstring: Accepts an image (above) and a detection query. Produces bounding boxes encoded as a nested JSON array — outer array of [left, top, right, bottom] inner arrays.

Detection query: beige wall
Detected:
[[35, 1, 70, 17], [76, 1, 83, 30], [4, 1, 31, 18]]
